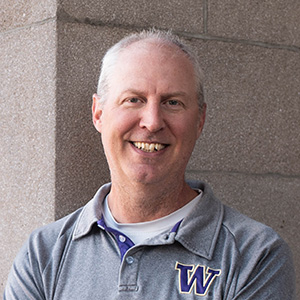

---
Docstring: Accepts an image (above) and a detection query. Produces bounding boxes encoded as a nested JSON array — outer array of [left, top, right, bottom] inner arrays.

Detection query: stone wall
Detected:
[[1, 0, 299, 295]]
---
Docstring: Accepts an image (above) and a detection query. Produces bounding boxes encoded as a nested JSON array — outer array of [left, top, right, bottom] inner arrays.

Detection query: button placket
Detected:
[[119, 249, 143, 293]]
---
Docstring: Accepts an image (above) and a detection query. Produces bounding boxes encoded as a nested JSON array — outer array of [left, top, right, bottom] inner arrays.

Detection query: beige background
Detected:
[[1, 0, 299, 296]]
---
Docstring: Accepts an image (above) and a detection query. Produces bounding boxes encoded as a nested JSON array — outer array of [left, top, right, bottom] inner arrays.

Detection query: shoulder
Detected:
[[190, 180, 289, 252], [221, 204, 287, 254], [24, 207, 84, 265], [25, 183, 110, 256], [31, 207, 83, 241], [4, 207, 85, 299], [221, 206, 295, 298]]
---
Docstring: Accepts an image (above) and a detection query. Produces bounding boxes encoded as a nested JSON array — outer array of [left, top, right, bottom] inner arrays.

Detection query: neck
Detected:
[[107, 179, 197, 223]]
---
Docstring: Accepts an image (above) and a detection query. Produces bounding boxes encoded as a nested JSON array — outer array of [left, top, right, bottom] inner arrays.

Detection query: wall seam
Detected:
[[186, 169, 300, 180], [177, 31, 300, 52], [54, 10, 300, 53], [203, 0, 208, 34], [0, 17, 56, 36]]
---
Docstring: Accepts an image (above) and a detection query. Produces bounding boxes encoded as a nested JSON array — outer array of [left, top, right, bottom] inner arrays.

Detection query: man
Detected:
[[4, 30, 296, 299]]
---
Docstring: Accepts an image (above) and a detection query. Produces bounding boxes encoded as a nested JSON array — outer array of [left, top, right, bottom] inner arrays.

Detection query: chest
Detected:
[[48, 233, 228, 300]]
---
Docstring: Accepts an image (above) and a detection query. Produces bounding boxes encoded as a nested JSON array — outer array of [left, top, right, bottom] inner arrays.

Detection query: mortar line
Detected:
[[0, 17, 57, 36], [176, 31, 300, 52], [2, 16, 299, 54], [203, 0, 208, 34], [185, 169, 300, 180], [54, 11, 300, 53]]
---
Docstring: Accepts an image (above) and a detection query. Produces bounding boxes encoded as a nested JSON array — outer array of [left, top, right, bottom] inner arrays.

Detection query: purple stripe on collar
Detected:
[[97, 218, 134, 261], [97, 218, 182, 261], [171, 220, 183, 233]]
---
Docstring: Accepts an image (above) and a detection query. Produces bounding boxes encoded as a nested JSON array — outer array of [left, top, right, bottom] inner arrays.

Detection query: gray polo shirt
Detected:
[[4, 181, 296, 299]]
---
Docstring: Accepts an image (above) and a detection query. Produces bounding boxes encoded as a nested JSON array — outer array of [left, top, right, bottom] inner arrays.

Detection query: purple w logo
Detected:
[[175, 262, 221, 296]]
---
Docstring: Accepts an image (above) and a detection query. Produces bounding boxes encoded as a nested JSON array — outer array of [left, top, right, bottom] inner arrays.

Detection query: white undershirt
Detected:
[[102, 190, 202, 245]]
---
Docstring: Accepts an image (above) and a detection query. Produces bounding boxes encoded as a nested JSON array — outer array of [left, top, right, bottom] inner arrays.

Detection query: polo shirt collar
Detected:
[[175, 181, 224, 260], [72, 181, 224, 262], [72, 183, 111, 240]]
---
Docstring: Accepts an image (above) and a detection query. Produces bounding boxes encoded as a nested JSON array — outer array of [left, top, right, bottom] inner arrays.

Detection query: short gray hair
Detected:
[[96, 29, 205, 110]]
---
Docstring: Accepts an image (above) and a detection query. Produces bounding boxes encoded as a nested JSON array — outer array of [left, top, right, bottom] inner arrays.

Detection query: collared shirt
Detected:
[[102, 189, 202, 245], [4, 181, 296, 299]]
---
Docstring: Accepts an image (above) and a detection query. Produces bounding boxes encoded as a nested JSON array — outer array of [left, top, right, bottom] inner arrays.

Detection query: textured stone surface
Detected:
[[185, 171, 300, 294], [187, 39, 300, 176], [58, 0, 204, 33], [54, 24, 132, 219], [0, 21, 56, 290], [208, 0, 300, 47], [0, 0, 56, 32]]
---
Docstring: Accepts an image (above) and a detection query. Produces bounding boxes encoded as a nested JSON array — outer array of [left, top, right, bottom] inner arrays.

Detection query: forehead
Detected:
[[118, 39, 190, 68], [107, 40, 197, 96]]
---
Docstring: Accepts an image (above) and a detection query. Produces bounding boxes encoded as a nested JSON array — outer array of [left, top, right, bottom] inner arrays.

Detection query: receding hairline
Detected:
[[96, 30, 205, 110], [111, 38, 197, 75]]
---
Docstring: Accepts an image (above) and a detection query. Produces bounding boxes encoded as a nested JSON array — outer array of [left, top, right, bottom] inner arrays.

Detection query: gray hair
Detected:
[[96, 29, 205, 110]]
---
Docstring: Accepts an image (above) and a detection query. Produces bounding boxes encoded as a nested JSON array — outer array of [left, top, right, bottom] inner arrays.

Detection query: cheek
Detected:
[[101, 109, 138, 141], [172, 116, 200, 143], [115, 113, 138, 136]]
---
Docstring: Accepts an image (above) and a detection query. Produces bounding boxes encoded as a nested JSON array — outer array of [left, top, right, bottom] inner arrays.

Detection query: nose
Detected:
[[139, 102, 165, 132]]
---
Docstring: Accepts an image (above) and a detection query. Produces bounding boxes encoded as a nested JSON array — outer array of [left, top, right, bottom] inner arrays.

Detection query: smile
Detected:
[[132, 142, 167, 153]]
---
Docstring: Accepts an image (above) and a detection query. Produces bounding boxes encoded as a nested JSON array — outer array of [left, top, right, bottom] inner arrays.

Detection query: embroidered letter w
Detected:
[[175, 262, 221, 296]]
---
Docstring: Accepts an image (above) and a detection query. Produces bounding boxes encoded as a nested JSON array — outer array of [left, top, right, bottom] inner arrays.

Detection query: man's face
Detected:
[[93, 40, 205, 186]]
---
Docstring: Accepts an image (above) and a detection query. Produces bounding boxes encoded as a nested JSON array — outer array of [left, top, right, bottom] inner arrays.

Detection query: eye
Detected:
[[168, 100, 180, 106], [163, 99, 186, 111], [128, 97, 140, 103], [125, 97, 145, 105], [122, 96, 145, 108]]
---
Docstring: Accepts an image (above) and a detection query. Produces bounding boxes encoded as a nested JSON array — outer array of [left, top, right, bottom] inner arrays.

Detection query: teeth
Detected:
[[155, 144, 165, 151], [133, 142, 166, 152], [149, 143, 155, 152]]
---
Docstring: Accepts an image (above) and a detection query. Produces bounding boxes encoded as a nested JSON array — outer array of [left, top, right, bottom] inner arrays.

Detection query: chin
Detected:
[[129, 169, 163, 185]]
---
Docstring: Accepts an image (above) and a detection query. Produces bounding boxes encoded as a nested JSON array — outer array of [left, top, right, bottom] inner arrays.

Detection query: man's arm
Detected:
[[232, 236, 296, 300], [4, 241, 46, 300]]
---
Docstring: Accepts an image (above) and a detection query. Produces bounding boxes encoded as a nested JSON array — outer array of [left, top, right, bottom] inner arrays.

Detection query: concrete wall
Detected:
[[1, 0, 299, 295], [0, 0, 57, 293]]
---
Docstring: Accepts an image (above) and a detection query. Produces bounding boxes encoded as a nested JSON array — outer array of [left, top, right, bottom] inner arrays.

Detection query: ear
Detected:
[[196, 103, 206, 139], [92, 93, 103, 133]]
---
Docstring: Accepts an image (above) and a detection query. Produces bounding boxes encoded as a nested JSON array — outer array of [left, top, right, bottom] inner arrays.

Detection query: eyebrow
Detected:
[[122, 89, 187, 99], [160, 92, 187, 100]]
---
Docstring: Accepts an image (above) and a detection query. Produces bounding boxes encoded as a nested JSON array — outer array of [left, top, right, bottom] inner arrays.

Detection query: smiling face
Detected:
[[93, 40, 205, 186]]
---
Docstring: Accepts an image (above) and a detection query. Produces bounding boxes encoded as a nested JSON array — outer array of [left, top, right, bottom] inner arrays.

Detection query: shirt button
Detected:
[[126, 256, 134, 264], [119, 235, 126, 243]]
